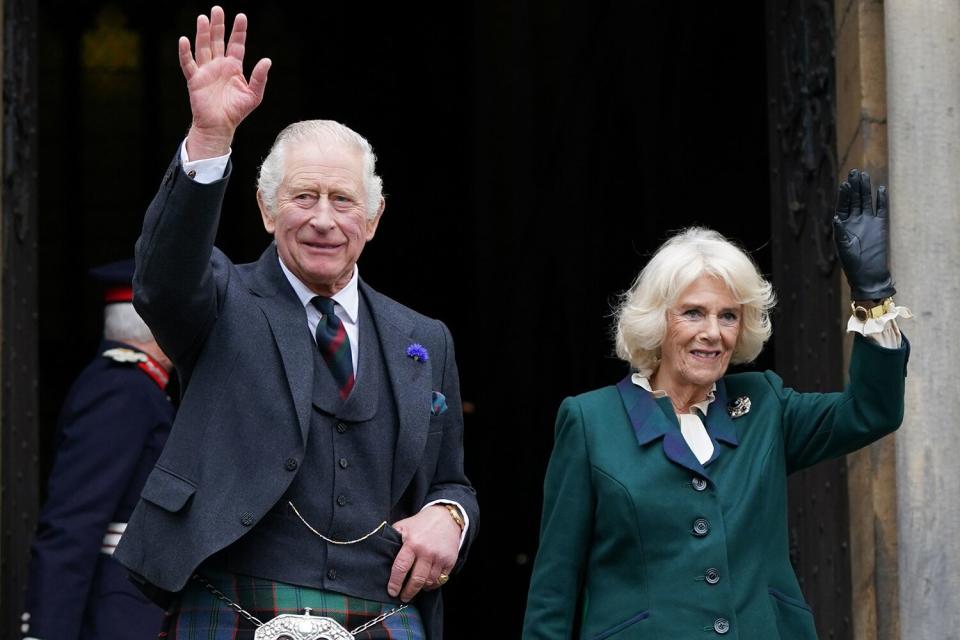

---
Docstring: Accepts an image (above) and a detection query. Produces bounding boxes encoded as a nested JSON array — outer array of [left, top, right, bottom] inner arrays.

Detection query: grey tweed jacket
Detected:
[[114, 152, 478, 639]]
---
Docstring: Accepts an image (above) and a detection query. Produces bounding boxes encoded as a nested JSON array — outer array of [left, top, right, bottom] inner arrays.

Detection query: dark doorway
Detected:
[[36, 2, 775, 637]]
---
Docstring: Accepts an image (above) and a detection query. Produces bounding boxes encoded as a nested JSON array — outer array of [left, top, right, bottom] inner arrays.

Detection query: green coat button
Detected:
[[692, 518, 709, 537]]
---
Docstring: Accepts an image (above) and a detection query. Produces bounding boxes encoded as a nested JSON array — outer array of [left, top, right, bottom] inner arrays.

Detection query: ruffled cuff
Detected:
[[847, 303, 913, 348]]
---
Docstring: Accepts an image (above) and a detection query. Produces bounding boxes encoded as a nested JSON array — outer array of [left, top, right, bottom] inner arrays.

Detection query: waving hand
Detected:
[[833, 169, 896, 301], [180, 6, 271, 160]]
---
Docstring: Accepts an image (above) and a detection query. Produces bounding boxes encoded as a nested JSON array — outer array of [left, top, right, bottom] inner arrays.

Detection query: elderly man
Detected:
[[113, 7, 477, 640]]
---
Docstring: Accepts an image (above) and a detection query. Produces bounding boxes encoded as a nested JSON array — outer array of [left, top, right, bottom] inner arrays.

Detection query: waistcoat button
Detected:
[[339, 457, 349, 469], [327, 569, 337, 580], [337, 495, 348, 507]]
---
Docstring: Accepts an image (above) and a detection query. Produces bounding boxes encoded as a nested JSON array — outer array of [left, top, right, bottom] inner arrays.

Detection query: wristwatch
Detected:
[[851, 297, 895, 322]]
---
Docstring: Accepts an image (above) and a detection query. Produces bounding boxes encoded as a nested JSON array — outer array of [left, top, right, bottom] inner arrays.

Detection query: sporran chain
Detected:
[[194, 574, 264, 626], [192, 574, 408, 638]]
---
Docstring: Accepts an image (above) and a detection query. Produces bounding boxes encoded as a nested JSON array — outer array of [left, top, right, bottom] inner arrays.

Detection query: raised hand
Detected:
[[833, 169, 896, 301], [180, 6, 271, 160]]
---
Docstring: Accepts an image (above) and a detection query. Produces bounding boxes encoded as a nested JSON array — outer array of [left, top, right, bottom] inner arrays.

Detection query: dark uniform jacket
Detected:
[[523, 335, 908, 640], [24, 340, 174, 640], [114, 153, 478, 640]]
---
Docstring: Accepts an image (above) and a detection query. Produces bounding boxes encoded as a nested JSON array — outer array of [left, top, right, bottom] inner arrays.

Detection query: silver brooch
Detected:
[[727, 396, 751, 418]]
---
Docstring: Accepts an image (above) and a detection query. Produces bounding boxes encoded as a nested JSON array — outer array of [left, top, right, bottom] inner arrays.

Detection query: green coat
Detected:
[[523, 335, 908, 640]]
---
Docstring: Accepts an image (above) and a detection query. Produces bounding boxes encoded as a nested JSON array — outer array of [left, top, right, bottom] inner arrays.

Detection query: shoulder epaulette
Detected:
[[102, 347, 169, 389], [102, 347, 148, 364]]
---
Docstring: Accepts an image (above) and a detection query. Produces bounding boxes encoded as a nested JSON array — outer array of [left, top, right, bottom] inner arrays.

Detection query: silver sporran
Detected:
[[253, 609, 354, 640]]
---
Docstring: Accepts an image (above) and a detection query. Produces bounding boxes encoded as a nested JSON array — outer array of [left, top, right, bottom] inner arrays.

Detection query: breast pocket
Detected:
[[140, 466, 197, 513]]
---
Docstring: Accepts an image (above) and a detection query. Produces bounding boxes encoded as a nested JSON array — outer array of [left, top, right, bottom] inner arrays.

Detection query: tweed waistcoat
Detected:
[[212, 298, 404, 604]]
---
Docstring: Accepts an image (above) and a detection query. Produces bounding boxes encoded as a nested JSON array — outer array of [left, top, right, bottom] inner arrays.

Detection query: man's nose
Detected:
[[309, 197, 336, 229]]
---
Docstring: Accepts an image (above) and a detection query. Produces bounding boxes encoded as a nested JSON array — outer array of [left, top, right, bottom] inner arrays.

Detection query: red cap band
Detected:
[[104, 285, 133, 303]]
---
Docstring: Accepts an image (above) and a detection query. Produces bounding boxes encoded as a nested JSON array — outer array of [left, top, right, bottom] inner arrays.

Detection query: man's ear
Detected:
[[365, 197, 386, 241], [257, 190, 276, 234]]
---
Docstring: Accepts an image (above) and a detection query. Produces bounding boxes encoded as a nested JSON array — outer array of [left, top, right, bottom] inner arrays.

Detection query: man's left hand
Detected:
[[387, 505, 461, 602]]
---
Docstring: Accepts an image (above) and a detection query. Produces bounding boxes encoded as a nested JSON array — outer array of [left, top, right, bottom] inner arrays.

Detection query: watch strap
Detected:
[[443, 504, 465, 530], [851, 297, 895, 322]]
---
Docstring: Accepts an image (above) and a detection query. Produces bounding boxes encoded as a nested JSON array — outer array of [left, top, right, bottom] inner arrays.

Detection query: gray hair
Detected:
[[257, 120, 384, 219], [103, 302, 155, 344], [614, 227, 776, 372]]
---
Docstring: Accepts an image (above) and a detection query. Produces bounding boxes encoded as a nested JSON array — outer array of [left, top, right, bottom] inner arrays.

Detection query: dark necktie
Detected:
[[311, 296, 355, 399]]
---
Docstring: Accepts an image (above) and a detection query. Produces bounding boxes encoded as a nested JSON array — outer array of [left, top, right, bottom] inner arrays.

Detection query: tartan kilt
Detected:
[[161, 569, 425, 640]]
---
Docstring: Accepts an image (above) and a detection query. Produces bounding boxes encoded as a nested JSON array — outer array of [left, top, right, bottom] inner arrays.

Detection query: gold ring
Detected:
[[437, 573, 450, 585]]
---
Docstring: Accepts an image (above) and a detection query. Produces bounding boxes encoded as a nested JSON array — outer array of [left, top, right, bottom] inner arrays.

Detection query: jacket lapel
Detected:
[[703, 377, 740, 453], [360, 282, 432, 505], [616, 376, 711, 479], [247, 244, 315, 443]]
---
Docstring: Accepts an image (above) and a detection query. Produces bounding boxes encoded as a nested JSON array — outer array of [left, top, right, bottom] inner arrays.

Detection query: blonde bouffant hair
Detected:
[[614, 227, 776, 372]]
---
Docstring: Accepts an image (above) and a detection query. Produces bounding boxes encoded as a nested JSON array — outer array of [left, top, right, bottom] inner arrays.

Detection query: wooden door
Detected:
[[765, 1, 852, 638]]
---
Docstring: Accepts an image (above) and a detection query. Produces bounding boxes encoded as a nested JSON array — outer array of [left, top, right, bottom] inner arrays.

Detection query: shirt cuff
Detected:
[[421, 500, 469, 550], [847, 303, 913, 349], [179, 139, 231, 184]]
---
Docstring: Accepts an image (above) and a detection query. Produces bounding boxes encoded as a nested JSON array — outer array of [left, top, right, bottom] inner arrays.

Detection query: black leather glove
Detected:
[[833, 169, 896, 301]]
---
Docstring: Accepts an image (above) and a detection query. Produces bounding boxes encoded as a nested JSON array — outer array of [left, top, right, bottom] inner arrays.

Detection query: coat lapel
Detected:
[[359, 282, 432, 506], [703, 377, 740, 453], [616, 376, 711, 479], [247, 244, 315, 443]]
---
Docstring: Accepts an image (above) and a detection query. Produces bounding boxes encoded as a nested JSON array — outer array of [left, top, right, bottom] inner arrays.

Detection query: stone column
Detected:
[[834, 3, 898, 640], [834, 0, 900, 640], [885, 1, 960, 637]]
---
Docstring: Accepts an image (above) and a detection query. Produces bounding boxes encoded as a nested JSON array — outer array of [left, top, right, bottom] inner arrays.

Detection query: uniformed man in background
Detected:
[[21, 259, 175, 640]]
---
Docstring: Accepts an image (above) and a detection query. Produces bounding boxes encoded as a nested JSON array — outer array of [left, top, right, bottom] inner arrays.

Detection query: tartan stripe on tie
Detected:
[[163, 569, 425, 639], [311, 296, 355, 399]]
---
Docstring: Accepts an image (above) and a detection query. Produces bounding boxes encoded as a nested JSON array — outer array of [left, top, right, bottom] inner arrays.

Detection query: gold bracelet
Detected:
[[444, 504, 465, 530]]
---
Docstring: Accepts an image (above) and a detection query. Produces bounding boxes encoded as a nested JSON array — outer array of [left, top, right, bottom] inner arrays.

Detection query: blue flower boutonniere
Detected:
[[406, 343, 429, 362]]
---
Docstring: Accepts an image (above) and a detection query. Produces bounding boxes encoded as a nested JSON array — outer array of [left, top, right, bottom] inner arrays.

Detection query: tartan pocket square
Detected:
[[431, 391, 448, 416]]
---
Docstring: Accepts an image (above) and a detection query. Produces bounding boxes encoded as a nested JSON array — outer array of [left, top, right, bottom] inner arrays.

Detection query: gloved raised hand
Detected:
[[833, 169, 896, 301]]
